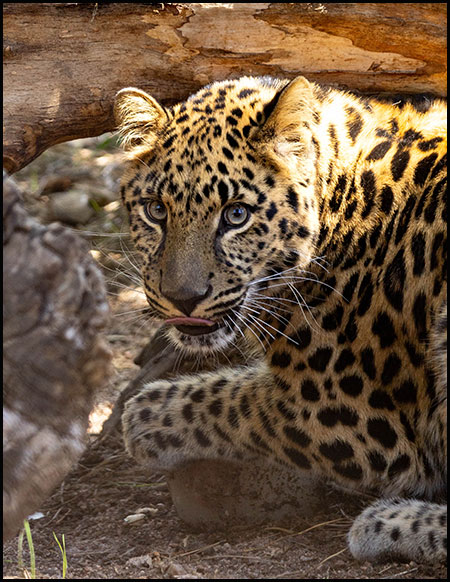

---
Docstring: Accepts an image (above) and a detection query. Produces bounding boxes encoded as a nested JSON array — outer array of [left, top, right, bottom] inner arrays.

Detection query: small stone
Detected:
[[124, 513, 146, 524], [165, 561, 187, 578], [48, 190, 94, 224], [26, 511, 45, 521], [126, 554, 153, 568], [137, 506, 159, 515]]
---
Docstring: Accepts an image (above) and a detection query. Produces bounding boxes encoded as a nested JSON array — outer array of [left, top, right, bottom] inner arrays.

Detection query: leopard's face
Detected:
[[116, 77, 320, 353]]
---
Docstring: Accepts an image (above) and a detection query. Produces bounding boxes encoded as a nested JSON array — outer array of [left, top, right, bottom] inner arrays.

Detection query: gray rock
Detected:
[[48, 190, 95, 224], [167, 458, 325, 530]]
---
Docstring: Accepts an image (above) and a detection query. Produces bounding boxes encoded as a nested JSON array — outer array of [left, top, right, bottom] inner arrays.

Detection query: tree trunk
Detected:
[[3, 2, 447, 173], [3, 174, 112, 540]]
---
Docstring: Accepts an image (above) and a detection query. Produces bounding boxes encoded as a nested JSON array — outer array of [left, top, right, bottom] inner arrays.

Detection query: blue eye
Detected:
[[145, 200, 167, 222], [223, 203, 249, 227]]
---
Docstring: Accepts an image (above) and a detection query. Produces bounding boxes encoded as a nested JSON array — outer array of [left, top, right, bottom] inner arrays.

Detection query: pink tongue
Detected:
[[165, 316, 216, 326]]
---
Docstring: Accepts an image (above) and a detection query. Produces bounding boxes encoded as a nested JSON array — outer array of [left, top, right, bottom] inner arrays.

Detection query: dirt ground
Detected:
[[3, 138, 446, 580]]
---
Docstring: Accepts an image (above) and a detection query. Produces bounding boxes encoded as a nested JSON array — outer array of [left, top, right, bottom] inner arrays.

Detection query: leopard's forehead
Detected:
[[159, 76, 287, 159], [176, 76, 287, 121], [141, 77, 289, 216]]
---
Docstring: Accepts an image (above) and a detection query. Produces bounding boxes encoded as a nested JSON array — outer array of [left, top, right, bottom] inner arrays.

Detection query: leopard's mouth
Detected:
[[164, 313, 241, 344], [174, 324, 219, 336], [162, 302, 245, 353], [164, 316, 219, 336]]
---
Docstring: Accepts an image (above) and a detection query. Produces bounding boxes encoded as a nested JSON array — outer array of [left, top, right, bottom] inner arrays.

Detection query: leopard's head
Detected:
[[115, 76, 320, 354]]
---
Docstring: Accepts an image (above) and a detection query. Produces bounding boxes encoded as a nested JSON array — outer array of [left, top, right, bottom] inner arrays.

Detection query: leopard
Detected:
[[114, 75, 447, 564]]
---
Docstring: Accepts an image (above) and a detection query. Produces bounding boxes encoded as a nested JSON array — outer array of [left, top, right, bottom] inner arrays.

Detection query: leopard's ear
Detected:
[[114, 88, 169, 150], [252, 76, 315, 171]]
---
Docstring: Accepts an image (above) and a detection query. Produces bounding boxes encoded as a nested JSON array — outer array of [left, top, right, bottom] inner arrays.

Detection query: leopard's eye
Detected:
[[223, 203, 250, 227], [145, 200, 167, 223]]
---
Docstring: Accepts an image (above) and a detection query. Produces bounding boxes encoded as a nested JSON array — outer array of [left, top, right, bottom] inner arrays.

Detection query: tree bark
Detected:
[[3, 174, 112, 540], [3, 2, 447, 173]]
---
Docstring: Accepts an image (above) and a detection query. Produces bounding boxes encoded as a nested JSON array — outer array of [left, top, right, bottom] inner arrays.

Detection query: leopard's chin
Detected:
[[165, 322, 236, 355]]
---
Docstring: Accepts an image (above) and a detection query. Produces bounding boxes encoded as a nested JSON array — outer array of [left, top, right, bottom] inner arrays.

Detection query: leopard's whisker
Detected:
[[231, 309, 268, 353], [227, 336, 252, 364], [243, 307, 299, 346], [67, 228, 131, 238], [249, 263, 308, 285], [260, 277, 346, 301], [287, 249, 331, 273], [242, 311, 276, 341], [225, 314, 246, 343], [251, 292, 305, 307], [286, 282, 322, 333], [118, 232, 142, 277], [107, 280, 146, 294], [243, 298, 297, 332], [247, 296, 294, 316], [114, 306, 152, 317]]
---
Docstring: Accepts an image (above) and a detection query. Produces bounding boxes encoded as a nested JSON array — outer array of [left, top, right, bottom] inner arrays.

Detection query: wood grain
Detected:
[[3, 3, 447, 173]]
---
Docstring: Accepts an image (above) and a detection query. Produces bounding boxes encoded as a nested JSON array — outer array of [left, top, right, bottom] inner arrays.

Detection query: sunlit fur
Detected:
[[116, 75, 447, 564]]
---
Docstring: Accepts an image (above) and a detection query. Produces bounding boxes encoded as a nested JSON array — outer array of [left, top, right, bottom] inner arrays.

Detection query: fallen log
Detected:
[[3, 2, 447, 173]]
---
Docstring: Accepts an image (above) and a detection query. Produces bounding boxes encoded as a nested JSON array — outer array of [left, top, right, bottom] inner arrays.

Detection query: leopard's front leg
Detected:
[[122, 362, 278, 471]]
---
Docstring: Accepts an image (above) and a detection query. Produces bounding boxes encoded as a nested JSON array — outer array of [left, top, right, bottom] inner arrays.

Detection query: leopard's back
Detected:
[[115, 76, 447, 563]]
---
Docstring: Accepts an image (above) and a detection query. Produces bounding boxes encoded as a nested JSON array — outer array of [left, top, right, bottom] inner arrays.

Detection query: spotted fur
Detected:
[[115, 76, 447, 563]]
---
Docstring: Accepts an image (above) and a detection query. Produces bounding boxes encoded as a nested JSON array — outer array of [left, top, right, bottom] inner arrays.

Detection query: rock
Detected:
[[3, 174, 111, 540], [167, 458, 325, 531], [165, 561, 188, 578], [105, 324, 325, 533], [89, 186, 119, 206], [126, 554, 153, 568], [48, 190, 95, 224]]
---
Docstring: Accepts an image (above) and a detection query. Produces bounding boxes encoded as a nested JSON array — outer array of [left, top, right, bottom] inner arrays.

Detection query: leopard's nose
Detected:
[[161, 285, 212, 316]]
